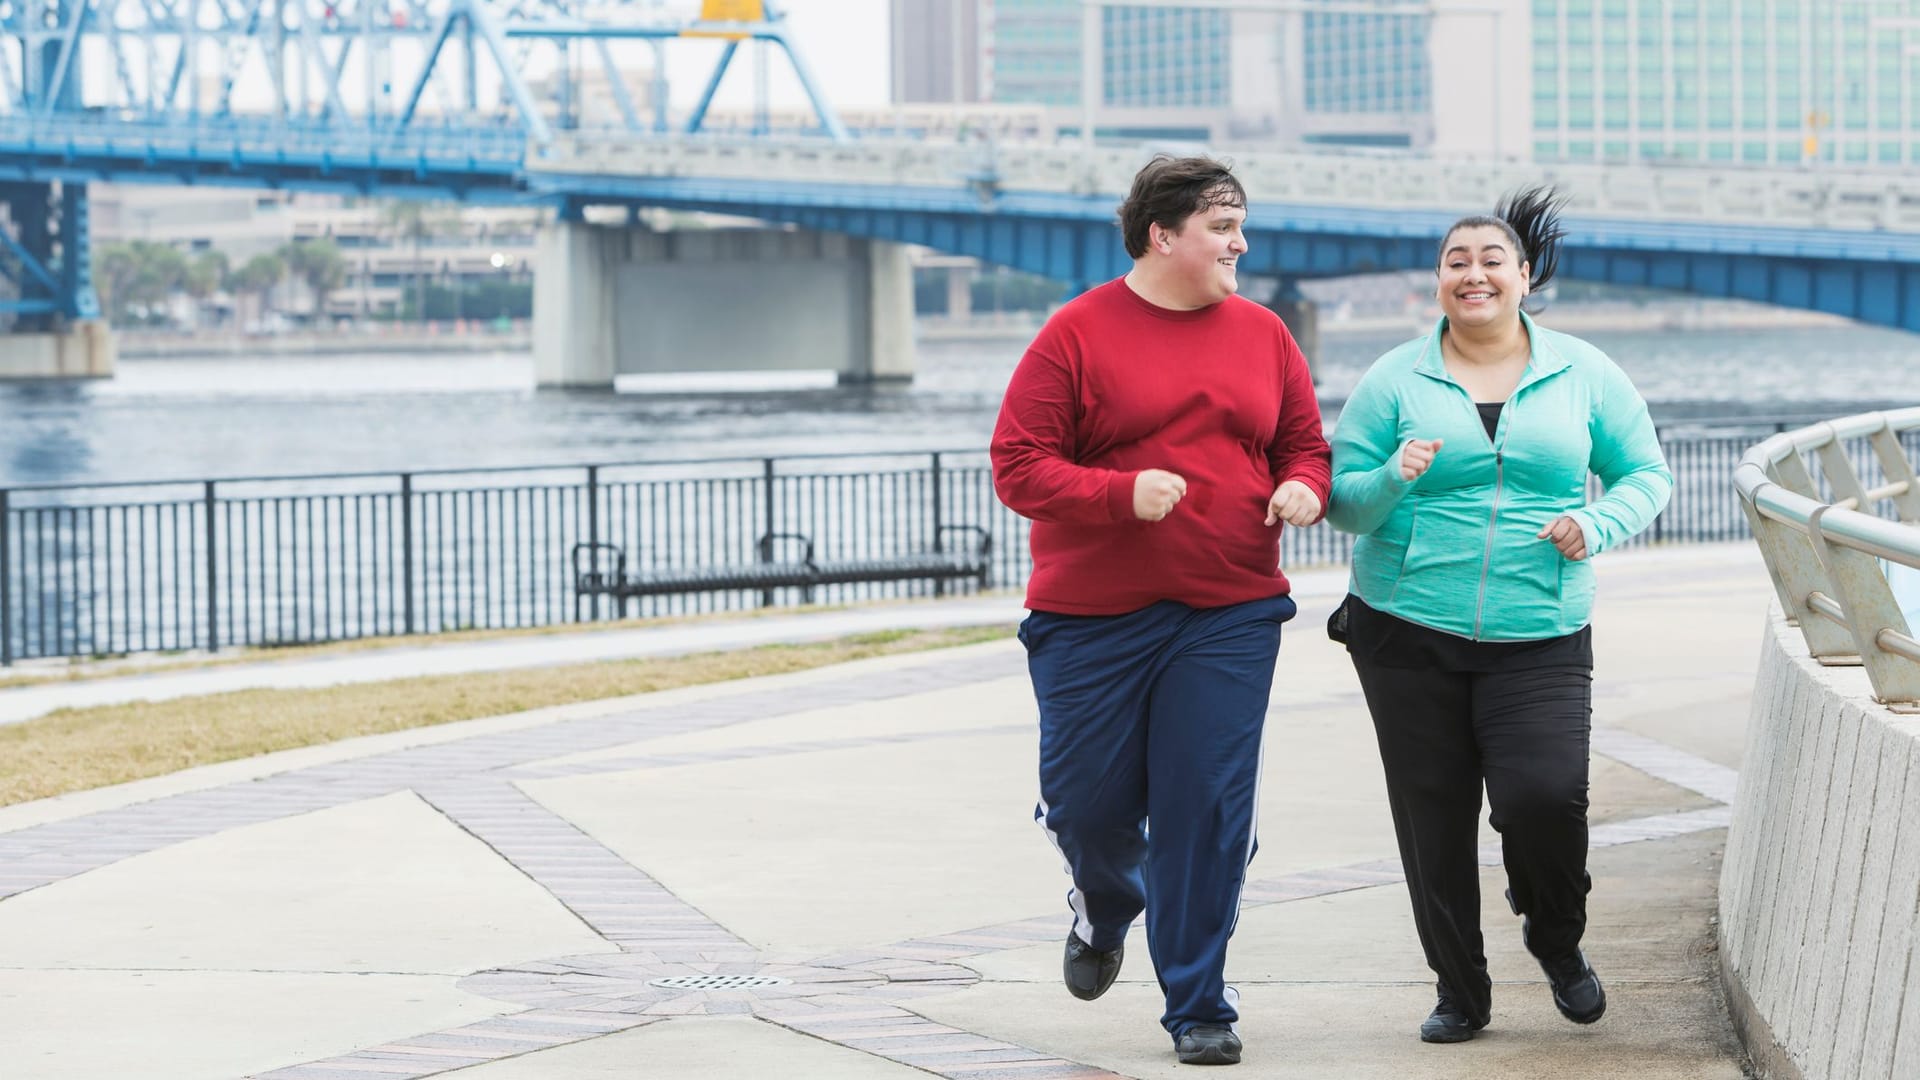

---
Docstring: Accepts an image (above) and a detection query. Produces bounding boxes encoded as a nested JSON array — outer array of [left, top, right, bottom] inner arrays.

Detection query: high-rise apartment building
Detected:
[[980, 0, 1229, 108], [1531, 0, 1920, 165], [891, 0, 1920, 165], [1100, 5, 1232, 107], [889, 1, 1433, 146], [1302, 11, 1429, 116], [985, 0, 1082, 106], [891, 0, 986, 104]]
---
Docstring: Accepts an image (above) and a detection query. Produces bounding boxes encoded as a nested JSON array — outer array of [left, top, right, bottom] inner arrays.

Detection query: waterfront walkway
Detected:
[[0, 545, 1768, 1079]]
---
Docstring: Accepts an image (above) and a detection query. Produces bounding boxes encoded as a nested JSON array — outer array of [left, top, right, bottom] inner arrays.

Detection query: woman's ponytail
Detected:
[[1437, 185, 1569, 293], [1493, 185, 1568, 292]]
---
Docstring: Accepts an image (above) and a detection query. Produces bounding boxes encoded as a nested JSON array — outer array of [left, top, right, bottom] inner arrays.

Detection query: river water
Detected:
[[3, 319, 1918, 488]]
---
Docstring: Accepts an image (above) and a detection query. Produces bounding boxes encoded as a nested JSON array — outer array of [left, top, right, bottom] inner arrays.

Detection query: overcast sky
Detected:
[[665, 1, 893, 111]]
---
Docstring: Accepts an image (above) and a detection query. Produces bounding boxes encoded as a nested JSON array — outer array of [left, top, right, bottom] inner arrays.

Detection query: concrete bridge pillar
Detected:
[[0, 180, 113, 379], [532, 221, 916, 389], [533, 222, 620, 388], [0, 322, 115, 378], [1266, 282, 1319, 363], [945, 264, 973, 320], [859, 239, 916, 384]]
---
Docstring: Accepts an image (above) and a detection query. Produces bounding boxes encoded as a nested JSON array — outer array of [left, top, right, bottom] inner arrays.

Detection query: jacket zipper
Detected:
[[1433, 346, 1531, 640], [1473, 445, 1505, 640]]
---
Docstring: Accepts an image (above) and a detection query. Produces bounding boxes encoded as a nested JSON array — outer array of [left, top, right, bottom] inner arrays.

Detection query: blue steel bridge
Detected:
[[1, 0, 1920, 336]]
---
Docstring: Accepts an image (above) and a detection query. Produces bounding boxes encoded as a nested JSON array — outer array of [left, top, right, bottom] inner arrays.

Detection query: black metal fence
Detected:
[[3, 432, 1913, 663]]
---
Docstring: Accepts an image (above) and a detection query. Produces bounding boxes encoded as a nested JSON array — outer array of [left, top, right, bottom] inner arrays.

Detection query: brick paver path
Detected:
[[0, 648, 1739, 1079]]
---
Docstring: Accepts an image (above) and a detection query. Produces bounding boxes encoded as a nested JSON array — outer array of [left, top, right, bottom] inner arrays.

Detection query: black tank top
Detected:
[[1476, 401, 1503, 443]]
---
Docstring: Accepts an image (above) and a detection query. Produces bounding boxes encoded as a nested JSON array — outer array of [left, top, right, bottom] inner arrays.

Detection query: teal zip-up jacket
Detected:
[[1328, 313, 1673, 641]]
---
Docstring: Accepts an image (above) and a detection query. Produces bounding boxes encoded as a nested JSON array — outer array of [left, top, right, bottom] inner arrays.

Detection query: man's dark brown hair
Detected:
[[1117, 155, 1246, 260]]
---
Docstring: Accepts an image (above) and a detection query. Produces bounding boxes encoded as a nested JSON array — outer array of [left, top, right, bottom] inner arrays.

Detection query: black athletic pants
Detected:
[[1349, 650, 1594, 1020]]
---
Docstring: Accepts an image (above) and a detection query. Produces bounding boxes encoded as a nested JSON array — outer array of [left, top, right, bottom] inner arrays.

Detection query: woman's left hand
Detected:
[[1538, 515, 1588, 561]]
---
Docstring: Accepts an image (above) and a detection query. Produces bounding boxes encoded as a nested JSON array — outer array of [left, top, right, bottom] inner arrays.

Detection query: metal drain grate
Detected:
[[647, 974, 792, 991]]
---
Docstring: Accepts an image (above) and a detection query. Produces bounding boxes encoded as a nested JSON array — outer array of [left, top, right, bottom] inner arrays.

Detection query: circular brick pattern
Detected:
[[458, 951, 974, 1014], [649, 973, 793, 990]]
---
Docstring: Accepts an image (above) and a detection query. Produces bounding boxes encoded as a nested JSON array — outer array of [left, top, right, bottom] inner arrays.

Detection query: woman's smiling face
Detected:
[[1436, 224, 1530, 330]]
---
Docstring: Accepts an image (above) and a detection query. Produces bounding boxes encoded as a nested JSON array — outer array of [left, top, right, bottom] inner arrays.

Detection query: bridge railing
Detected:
[[0, 113, 529, 163], [0, 428, 1907, 665], [1734, 407, 1920, 708], [536, 133, 1920, 232]]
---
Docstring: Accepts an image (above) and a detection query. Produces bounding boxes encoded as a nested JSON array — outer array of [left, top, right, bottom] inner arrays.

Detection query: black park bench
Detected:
[[570, 525, 993, 617]]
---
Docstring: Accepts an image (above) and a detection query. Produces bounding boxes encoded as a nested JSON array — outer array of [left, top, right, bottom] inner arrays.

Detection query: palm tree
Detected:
[[93, 242, 142, 323], [93, 240, 188, 324], [184, 250, 229, 326], [279, 238, 348, 321], [230, 252, 286, 329], [383, 200, 451, 322]]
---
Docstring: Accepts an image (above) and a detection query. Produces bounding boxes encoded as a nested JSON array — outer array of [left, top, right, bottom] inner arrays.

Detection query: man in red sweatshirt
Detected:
[[991, 155, 1331, 1067]]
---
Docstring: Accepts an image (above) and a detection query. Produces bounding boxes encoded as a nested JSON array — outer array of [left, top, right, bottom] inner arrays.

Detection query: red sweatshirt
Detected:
[[991, 278, 1332, 615]]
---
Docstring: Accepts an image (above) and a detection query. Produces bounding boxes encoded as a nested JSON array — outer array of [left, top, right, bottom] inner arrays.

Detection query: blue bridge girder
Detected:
[[3, 2, 1920, 334], [517, 161, 1920, 336], [0, 114, 531, 203]]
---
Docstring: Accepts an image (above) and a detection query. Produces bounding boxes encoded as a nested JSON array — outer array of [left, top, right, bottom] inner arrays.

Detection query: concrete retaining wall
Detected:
[[1720, 608, 1920, 1080]]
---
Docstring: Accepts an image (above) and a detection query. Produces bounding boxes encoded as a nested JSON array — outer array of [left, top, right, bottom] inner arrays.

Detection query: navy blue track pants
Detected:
[[1020, 593, 1295, 1040]]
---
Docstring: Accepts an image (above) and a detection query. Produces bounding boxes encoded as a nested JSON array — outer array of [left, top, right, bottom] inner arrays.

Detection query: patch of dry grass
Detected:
[[0, 624, 1014, 807], [0, 597, 939, 691]]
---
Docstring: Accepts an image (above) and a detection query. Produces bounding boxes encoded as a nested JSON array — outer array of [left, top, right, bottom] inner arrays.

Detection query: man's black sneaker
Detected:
[[1175, 1024, 1242, 1065], [1418, 994, 1490, 1043], [1538, 949, 1607, 1024], [1062, 932, 1122, 1001]]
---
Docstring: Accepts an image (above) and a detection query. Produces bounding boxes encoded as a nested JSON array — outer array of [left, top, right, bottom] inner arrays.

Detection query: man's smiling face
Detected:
[[1161, 198, 1248, 307]]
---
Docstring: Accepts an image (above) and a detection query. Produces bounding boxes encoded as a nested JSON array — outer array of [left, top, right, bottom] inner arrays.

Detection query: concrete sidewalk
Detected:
[[0, 545, 1768, 1079]]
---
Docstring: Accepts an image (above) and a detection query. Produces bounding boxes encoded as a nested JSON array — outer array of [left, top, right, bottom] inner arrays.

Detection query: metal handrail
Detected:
[[0, 447, 995, 495], [1734, 406, 1920, 708]]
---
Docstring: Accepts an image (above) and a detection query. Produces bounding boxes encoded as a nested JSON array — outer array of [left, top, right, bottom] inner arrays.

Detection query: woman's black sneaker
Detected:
[[1522, 916, 1607, 1024], [1539, 949, 1607, 1024], [1419, 993, 1490, 1043]]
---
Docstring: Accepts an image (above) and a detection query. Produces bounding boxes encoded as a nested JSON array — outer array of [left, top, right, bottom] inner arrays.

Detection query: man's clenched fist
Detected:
[[1265, 480, 1321, 527], [1133, 469, 1187, 521]]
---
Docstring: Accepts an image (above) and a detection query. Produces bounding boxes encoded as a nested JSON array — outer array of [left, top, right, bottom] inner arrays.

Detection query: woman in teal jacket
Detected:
[[1328, 188, 1672, 1045]]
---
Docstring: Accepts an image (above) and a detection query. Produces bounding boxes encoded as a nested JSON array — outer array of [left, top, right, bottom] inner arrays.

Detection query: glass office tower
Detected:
[[986, 0, 1229, 108], [1302, 10, 1430, 115], [1532, 0, 1920, 165]]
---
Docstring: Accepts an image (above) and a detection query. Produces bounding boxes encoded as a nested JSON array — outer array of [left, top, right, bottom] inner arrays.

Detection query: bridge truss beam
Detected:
[[0, 0, 847, 327], [0, 180, 96, 321], [0, 0, 844, 141]]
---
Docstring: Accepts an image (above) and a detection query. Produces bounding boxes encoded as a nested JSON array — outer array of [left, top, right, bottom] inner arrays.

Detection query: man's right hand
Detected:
[[1133, 469, 1188, 521], [1400, 438, 1443, 482]]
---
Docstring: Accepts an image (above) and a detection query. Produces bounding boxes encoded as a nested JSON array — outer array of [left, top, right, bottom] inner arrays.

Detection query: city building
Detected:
[[90, 185, 545, 324], [887, 0, 1920, 167], [987, 0, 1230, 109], [891, 0, 987, 103], [1301, 9, 1429, 124], [1530, 0, 1920, 166], [888, 0, 1438, 147]]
